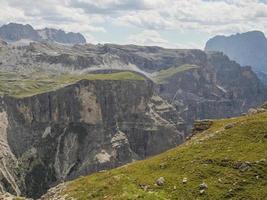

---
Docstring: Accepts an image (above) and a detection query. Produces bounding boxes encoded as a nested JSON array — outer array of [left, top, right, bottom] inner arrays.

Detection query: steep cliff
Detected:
[[1, 41, 266, 131], [0, 74, 183, 198], [42, 109, 267, 200], [154, 52, 267, 127]]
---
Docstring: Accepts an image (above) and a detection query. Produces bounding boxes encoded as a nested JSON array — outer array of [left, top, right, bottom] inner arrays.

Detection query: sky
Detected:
[[0, 0, 267, 49]]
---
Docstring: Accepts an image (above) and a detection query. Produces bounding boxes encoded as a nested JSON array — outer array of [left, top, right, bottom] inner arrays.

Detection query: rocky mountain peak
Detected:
[[205, 30, 267, 76], [37, 28, 86, 44], [0, 22, 41, 42], [0, 22, 86, 45]]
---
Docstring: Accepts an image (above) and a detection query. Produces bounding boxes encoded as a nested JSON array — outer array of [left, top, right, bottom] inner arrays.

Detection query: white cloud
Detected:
[[127, 30, 201, 49], [0, 0, 267, 47], [0, 0, 106, 43], [116, 0, 267, 35]]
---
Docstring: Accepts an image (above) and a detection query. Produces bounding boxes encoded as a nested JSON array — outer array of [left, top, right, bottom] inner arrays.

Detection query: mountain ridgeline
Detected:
[[0, 23, 86, 44], [205, 31, 267, 84], [1, 41, 265, 128], [0, 28, 267, 199]]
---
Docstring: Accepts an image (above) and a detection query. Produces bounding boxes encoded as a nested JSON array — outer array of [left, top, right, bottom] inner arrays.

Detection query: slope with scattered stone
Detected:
[[42, 110, 267, 200]]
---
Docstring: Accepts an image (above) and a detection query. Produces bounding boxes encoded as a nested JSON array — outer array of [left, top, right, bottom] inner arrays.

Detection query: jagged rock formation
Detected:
[[0, 23, 86, 44], [37, 28, 86, 44], [0, 77, 183, 198], [205, 31, 267, 75], [0, 23, 41, 42]]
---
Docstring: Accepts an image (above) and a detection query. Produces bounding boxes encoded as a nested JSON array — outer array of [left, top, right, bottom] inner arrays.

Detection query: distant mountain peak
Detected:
[[236, 30, 265, 38], [37, 28, 86, 44], [0, 22, 86, 44], [205, 30, 267, 76]]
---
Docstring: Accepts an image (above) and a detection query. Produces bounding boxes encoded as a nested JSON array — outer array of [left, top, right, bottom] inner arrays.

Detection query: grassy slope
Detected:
[[0, 71, 144, 98], [59, 112, 267, 200], [152, 64, 200, 84]]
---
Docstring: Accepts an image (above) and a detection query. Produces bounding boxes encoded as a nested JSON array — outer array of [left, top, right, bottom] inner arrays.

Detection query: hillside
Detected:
[[43, 110, 267, 200], [0, 70, 184, 198]]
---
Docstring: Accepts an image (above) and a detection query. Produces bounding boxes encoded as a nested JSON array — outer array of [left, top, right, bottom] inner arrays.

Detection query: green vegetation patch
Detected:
[[0, 70, 145, 98], [61, 112, 267, 200], [152, 64, 200, 84]]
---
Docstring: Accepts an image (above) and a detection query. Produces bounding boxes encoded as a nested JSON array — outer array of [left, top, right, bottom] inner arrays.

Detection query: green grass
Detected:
[[59, 112, 267, 200], [152, 64, 200, 84], [0, 70, 145, 98]]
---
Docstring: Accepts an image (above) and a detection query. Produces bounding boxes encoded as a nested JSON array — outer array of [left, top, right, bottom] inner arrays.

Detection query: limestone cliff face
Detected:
[[0, 79, 183, 198], [157, 52, 267, 128]]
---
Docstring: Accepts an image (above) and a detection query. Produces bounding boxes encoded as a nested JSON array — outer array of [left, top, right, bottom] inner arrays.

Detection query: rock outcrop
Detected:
[[0, 78, 183, 198]]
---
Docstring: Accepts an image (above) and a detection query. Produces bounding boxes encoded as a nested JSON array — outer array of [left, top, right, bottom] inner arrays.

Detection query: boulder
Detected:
[[156, 177, 165, 186]]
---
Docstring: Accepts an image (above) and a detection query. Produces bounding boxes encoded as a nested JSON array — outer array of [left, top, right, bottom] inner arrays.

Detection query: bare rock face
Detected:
[[0, 42, 266, 132], [0, 79, 183, 198], [156, 52, 267, 129], [0, 23, 41, 42], [37, 28, 86, 44]]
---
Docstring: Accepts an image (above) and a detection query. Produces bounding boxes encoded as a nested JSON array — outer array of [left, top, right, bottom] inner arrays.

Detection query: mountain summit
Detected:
[[0, 23, 86, 44], [205, 31, 267, 75]]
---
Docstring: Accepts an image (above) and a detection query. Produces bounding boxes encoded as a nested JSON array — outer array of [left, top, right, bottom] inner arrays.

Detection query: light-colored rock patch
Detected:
[[79, 86, 102, 124], [95, 150, 111, 164], [42, 126, 51, 139], [0, 112, 21, 196]]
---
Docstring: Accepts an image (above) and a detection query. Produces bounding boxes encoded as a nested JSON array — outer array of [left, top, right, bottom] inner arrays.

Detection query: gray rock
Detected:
[[239, 163, 250, 172], [199, 183, 208, 190], [156, 177, 165, 186]]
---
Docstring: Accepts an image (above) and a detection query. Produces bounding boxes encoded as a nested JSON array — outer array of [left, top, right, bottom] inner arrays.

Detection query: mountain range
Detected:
[[0, 23, 86, 44], [205, 31, 267, 84], [0, 23, 267, 199]]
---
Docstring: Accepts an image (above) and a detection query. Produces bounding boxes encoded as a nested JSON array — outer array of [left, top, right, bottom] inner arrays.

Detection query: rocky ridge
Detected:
[[0, 23, 86, 44]]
